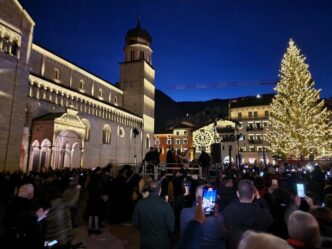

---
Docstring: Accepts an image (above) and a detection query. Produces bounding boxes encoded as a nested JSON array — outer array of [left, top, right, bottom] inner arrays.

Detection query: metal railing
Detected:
[[141, 162, 203, 180]]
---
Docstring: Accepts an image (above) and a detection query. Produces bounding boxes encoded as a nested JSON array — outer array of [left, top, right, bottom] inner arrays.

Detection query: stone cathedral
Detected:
[[0, 0, 155, 172]]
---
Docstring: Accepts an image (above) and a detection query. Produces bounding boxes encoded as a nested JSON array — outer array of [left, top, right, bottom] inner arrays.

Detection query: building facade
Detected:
[[153, 123, 195, 162], [192, 119, 238, 164], [0, 0, 155, 172], [190, 95, 275, 165], [229, 95, 274, 165]]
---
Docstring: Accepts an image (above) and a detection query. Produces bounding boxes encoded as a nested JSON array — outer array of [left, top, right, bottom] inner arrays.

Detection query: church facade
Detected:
[[0, 0, 155, 172]]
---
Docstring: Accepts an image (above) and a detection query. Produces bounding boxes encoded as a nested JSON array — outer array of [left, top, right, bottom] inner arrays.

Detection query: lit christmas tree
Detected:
[[266, 39, 332, 160]]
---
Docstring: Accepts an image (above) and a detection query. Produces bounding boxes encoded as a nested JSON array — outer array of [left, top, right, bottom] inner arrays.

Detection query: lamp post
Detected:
[[236, 134, 242, 168], [228, 145, 232, 166], [262, 134, 267, 167]]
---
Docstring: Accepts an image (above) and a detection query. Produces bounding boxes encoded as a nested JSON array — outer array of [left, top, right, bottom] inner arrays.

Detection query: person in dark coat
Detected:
[[86, 168, 103, 234], [2, 184, 35, 249], [132, 181, 175, 249], [219, 177, 237, 210], [7, 199, 50, 249], [221, 179, 273, 249], [198, 150, 211, 178], [2, 183, 34, 230]]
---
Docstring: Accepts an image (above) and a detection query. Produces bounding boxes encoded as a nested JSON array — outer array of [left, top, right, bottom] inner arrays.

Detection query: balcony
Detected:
[[246, 126, 264, 131], [217, 127, 235, 133], [249, 139, 264, 144], [222, 136, 236, 142]]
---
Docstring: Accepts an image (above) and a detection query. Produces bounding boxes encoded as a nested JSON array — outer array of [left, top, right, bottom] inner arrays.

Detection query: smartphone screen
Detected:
[[184, 183, 190, 196], [296, 183, 305, 197], [202, 187, 217, 215], [47, 240, 58, 247]]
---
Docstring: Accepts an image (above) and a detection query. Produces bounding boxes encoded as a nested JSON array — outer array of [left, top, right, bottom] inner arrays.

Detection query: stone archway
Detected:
[[54, 130, 82, 169], [30, 140, 40, 171], [40, 139, 51, 170], [71, 142, 81, 168]]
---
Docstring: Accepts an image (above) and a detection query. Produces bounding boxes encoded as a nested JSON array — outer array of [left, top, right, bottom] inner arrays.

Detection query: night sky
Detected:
[[19, 0, 332, 101]]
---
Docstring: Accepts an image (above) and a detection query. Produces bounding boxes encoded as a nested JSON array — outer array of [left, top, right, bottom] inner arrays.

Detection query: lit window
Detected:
[[80, 80, 84, 91], [103, 124, 112, 144], [81, 119, 91, 141], [11, 40, 19, 57], [54, 68, 60, 80], [2, 37, 10, 54]]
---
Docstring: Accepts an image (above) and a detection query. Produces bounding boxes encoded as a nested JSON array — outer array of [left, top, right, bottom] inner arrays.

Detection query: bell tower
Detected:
[[119, 18, 155, 153]]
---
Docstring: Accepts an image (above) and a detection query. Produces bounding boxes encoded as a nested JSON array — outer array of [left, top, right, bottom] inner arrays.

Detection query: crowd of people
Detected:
[[0, 160, 331, 249], [133, 162, 332, 249]]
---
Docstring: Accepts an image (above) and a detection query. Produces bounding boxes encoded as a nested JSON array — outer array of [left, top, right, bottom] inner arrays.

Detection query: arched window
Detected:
[[11, 40, 19, 57], [79, 80, 84, 91], [130, 51, 135, 61], [146, 134, 150, 149], [114, 96, 118, 106], [54, 68, 60, 81], [103, 124, 112, 144], [3, 36, 10, 54], [81, 119, 91, 141], [99, 88, 103, 98], [140, 51, 144, 60]]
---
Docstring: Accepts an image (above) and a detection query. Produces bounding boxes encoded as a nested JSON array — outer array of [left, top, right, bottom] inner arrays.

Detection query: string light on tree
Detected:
[[266, 39, 332, 160]]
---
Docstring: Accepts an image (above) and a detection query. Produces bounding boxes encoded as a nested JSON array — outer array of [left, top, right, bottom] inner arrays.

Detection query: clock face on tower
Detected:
[[194, 129, 213, 146]]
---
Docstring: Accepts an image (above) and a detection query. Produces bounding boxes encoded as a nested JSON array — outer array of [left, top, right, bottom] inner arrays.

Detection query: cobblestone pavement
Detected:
[[72, 223, 140, 249]]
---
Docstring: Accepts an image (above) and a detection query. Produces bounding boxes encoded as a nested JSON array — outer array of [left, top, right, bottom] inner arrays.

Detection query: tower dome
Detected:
[[125, 18, 152, 46]]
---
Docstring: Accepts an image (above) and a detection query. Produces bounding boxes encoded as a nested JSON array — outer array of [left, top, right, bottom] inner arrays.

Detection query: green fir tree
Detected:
[[266, 39, 332, 160]]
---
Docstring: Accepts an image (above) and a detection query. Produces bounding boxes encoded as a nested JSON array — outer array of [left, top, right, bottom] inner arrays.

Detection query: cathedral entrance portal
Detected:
[[29, 107, 86, 171], [54, 130, 82, 169]]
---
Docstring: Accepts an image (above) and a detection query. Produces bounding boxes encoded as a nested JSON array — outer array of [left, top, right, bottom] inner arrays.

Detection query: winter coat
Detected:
[[132, 193, 175, 249]]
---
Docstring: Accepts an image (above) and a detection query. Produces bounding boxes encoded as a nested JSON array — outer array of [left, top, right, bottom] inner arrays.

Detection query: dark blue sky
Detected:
[[20, 0, 332, 101]]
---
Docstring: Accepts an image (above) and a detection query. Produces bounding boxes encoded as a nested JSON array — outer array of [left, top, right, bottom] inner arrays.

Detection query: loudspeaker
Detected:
[[133, 128, 140, 137], [211, 143, 221, 163]]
